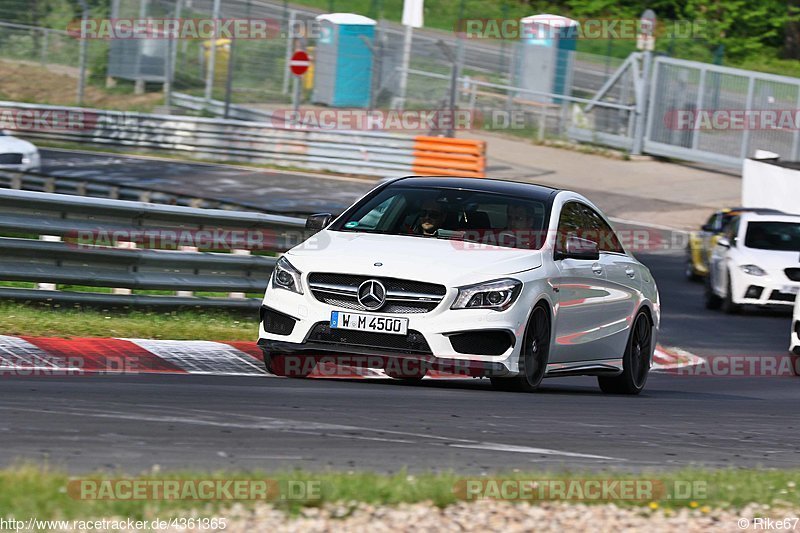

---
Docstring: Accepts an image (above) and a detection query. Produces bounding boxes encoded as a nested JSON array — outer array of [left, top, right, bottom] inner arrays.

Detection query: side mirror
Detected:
[[701, 224, 713, 232], [717, 236, 731, 248], [305, 213, 332, 231], [556, 236, 600, 261]]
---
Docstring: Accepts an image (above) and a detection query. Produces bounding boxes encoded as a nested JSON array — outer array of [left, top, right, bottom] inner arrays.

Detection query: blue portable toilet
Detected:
[[312, 13, 376, 108], [515, 14, 578, 104]]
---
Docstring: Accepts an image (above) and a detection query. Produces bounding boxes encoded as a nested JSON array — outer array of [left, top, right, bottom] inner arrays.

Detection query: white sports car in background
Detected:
[[0, 130, 40, 171], [258, 176, 660, 394], [706, 212, 800, 313]]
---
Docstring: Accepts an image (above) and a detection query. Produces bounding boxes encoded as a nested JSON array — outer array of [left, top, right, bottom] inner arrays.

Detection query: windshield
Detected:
[[332, 186, 549, 250], [744, 221, 800, 251]]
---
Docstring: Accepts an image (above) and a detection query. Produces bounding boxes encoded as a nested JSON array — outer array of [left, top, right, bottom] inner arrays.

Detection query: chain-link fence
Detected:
[[1, 0, 634, 126], [9, 0, 795, 170]]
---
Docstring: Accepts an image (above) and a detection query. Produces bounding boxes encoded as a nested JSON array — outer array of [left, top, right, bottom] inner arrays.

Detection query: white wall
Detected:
[[742, 158, 800, 215]]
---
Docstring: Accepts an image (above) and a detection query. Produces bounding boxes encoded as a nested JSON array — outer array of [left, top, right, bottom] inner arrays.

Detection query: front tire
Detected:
[[598, 311, 652, 395], [490, 305, 550, 393], [721, 273, 741, 314]]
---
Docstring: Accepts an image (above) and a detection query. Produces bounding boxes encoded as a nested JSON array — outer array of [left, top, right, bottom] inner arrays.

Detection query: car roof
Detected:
[[390, 176, 560, 202], [738, 212, 800, 223], [721, 207, 785, 215]]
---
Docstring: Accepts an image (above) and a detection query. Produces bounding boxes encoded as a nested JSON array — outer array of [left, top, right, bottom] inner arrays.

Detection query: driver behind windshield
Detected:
[[506, 203, 536, 231], [414, 199, 447, 236]]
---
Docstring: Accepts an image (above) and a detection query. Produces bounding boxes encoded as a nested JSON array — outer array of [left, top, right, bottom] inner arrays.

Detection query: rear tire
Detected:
[[490, 305, 550, 393], [598, 311, 652, 395]]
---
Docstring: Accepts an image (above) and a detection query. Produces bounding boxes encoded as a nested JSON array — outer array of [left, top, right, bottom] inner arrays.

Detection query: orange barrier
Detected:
[[411, 136, 486, 178]]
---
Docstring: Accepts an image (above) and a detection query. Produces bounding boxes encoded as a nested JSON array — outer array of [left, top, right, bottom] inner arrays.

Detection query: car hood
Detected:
[[286, 230, 543, 285], [0, 135, 37, 154], [738, 247, 800, 271]]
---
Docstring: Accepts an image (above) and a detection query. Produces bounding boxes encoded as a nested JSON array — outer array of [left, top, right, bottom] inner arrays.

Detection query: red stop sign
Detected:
[[289, 50, 310, 76]]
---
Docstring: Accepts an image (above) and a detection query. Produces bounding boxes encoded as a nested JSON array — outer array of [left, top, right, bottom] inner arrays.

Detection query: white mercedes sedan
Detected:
[[258, 177, 660, 394], [706, 212, 800, 313]]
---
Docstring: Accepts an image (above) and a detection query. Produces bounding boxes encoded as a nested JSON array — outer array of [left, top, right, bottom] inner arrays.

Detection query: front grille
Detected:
[[786, 268, 800, 282], [448, 330, 514, 356], [769, 290, 797, 303], [306, 322, 432, 354], [307, 273, 446, 314], [260, 306, 296, 336], [0, 153, 23, 165]]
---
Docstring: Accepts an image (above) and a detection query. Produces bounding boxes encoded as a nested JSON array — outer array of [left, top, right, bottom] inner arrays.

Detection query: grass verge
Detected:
[[1, 466, 798, 521], [0, 301, 258, 341]]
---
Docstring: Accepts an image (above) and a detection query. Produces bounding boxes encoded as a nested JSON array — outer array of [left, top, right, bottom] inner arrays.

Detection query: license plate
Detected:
[[330, 311, 408, 335], [782, 285, 800, 295]]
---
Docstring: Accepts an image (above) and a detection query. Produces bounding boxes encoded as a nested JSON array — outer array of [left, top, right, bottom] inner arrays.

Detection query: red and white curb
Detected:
[[652, 345, 706, 372], [0, 335, 702, 378]]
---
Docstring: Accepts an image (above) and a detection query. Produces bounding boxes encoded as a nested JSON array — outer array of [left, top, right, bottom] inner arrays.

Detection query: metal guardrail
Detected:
[[171, 93, 277, 123], [0, 101, 485, 178], [0, 189, 307, 309]]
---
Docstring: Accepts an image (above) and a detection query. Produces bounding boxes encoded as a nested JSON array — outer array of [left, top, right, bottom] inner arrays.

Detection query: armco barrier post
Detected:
[[112, 241, 136, 295], [229, 249, 251, 299], [631, 50, 652, 155], [36, 235, 61, 291]]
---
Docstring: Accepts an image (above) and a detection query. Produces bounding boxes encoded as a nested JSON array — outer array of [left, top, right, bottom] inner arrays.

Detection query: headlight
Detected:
[[451, 278, 522, 311], [271, 256, 303, 294], [740, 264, 767, 276]]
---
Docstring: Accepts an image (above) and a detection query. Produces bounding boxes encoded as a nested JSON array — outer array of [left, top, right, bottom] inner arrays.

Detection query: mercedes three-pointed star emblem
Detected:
[[357, 279, 386, 310]]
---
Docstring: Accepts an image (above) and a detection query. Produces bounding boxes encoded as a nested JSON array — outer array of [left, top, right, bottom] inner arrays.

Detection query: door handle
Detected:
[[625, 267, 636, 279], [592, 263, 603, 275]]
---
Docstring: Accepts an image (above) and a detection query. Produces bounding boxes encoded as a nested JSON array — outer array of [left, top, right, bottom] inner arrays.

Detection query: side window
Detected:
[[582, 206, 625, 254], [555, 202, 584, 254], [712, 214, 726, 232], [720, 214, 738, 236], [727, 217, 740, 244], [705, 213, 720, 232]]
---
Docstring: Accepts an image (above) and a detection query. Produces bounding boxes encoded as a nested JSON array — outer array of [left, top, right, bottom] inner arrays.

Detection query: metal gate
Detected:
[[644, 56, 800, 168]]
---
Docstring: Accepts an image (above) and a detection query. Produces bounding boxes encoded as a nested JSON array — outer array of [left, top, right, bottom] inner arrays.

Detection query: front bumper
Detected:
[[258, 284, 530, 377], [731, 273, 799, 307], [257, 337, 508, 376]]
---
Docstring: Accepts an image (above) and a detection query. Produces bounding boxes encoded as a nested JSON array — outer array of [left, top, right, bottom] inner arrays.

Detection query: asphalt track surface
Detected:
[[40, 149, 374, 215], [1, 253, 797, 473]]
